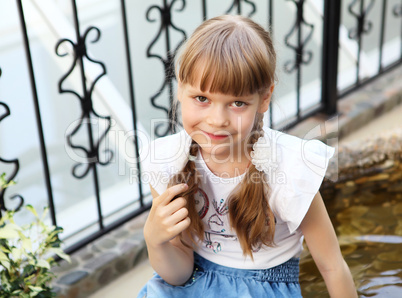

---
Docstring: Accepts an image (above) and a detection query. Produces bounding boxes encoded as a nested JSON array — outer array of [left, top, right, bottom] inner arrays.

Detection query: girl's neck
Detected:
[[199, 149, 251, 178]]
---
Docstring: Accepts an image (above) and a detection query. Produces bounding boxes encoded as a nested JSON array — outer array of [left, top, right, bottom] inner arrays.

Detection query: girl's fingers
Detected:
[[166, 206, 189, 226], [169, 217, 191, 236], [147, 185, 190, 243], [155, 184, 188, 206], [164, 197, 187, 215]]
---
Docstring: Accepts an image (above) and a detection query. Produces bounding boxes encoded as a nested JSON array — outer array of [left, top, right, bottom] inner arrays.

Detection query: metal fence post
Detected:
[[321, 0, 341, 116], [16, 0, 57, 226]]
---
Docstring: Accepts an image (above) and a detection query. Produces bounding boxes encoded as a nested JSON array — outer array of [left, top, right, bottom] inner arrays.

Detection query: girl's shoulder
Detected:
[[261, 126, 336, 233], [143, 129, 191, 161], [263, 126, 335, 158], [140, 130, 192, 194], [261, 126, 335, 177]]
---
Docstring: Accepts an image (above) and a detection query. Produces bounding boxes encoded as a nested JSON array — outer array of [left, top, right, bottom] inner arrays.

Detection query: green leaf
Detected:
[[26, 205, 38, 218], [0, 259, 11, 271], [40, 207, 49, 222], [0, 250, 8, 261], [0, 245, 12, 253], [0, 172, 16, 189], [3, 223, 22, 231], [22, 237, 32, 252], [28, 285, 43, 297], [28, 286, 43, 292], [0, 226, 20, 239], [49, 247, 71, 263], [22, 264, 36, 278], [35, 259, 50, 269], [11, 247, 23, 261]]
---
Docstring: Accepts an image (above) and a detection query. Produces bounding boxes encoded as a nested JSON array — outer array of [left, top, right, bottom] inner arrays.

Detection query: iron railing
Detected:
[[0, 0, 401, 254], [339, 0, 402, 97]]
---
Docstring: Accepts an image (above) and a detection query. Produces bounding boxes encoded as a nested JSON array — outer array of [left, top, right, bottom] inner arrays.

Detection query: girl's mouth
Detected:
[[203, 131, 229, 140]]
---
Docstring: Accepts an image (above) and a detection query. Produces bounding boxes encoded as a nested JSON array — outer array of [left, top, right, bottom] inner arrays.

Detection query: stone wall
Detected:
[[322, 127, 402, 198], [52, 212, 149, 298]]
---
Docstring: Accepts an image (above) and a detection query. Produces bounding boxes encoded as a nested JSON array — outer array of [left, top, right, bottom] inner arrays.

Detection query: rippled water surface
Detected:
[[300, 188, 402, 297]]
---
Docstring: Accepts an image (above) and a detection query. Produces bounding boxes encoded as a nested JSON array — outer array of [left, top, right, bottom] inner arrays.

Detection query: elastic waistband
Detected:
[[194, 253, 299, 283]]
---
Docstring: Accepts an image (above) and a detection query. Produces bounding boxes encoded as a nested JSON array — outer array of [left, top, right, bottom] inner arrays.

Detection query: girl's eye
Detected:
[[232, 101, 246, 108], [195, 96, 209, 103]]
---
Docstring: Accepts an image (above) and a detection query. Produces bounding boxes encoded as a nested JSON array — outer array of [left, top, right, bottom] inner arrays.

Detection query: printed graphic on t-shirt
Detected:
[[203, 232, 239, 254], [204, 232, 221, 253], [195, 187, 239, 254], [194, 188, 209, 219], [208, 214, 225, 233], [195, 187, 273, 255], [212, 198, 229, 216], [208, 197, 230, 233]]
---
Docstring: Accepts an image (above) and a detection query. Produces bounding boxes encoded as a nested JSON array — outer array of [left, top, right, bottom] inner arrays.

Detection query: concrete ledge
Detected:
[[325, 127, 402, 183], [322, 126, 402, 197], [53, 212, 150, 298], [288, 65, 402, 142], [52, 65, 402, 298]]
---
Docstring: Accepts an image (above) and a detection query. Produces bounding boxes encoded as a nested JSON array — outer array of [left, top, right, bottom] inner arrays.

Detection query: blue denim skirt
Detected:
[[137, 253, 302, 297]]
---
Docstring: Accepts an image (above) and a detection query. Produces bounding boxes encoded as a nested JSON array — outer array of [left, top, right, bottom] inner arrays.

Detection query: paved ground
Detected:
[[339, 103, 402, 144], [89, 258, 153, 297]]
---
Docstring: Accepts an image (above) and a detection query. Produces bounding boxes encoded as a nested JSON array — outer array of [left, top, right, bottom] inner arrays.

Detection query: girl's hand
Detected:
[[144, 184, 190, 248]]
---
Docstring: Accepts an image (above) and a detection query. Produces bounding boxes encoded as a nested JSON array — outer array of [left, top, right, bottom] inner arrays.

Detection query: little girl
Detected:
[[138, 15, 356, 297]]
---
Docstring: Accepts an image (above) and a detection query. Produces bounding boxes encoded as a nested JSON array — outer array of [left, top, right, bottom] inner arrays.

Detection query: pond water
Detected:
[[300, 186, 402, 297]]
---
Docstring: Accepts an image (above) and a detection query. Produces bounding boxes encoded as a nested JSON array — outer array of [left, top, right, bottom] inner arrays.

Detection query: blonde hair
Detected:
[[169, 15, 276, 258]]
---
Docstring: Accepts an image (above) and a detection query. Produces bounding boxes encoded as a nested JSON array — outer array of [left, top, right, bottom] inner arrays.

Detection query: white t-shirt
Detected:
[[140, 126, 335, 269]]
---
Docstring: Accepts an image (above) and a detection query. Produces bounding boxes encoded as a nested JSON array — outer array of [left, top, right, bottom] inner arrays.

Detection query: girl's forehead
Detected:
[[182, 82, 260, 102], [189, 63, 213, 88], [178, 57, 269, 97], [180, 63, 227, 93]]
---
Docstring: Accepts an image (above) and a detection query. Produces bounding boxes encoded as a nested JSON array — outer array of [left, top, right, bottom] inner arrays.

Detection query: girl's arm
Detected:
[[300, 191, 357, 298], [144, 184, 194, 286]]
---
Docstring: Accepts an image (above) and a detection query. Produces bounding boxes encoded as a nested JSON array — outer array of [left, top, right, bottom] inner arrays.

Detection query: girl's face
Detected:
[[178, 79, 272, 162]]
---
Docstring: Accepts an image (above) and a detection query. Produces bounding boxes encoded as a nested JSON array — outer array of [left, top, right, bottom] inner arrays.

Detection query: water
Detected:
[[300, 187, 402, 297]]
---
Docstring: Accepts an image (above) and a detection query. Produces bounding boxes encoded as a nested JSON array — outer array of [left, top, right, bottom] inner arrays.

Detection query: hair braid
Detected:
[[228, 112, 276, 258], [249, 112, 264, 145], [168, 141, 204, 246]]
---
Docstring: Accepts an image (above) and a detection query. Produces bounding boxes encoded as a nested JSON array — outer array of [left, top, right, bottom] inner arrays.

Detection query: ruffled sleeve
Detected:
[[264, 127, 336, 234], [139, 130, 192, 195]]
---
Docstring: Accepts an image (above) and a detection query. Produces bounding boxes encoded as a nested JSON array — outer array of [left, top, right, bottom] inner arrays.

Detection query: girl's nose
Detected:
[[207, 107, 229, 127]]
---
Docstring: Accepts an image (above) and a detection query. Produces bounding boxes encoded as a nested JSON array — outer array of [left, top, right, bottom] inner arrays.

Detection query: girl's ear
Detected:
[[258, 84, 275, 113], [177, 81, 183, 102]]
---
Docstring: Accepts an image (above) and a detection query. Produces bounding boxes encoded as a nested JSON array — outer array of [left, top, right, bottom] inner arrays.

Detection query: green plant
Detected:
[[0, 172, 15, 190], [0, 173, 70, 297]]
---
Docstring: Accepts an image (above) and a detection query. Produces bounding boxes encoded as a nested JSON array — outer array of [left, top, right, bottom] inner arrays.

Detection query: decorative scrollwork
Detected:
[[347, 0, 374, 40], [393, 3, 402, 17], [283, 0, 314, 73], [146, 0, 187, 137], [226, 0, 257, 17], [55, 26, 113, 179], [393, 2, 402, 61], [0, 96, 24, 214]]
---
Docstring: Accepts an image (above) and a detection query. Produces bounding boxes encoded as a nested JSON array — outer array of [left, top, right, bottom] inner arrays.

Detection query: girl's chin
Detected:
[[198, 144, 246, 161]]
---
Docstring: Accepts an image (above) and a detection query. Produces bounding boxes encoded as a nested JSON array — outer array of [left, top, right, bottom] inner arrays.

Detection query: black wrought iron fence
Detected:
[[339, 0, 402, 96], [0, 0, 401, 254]]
